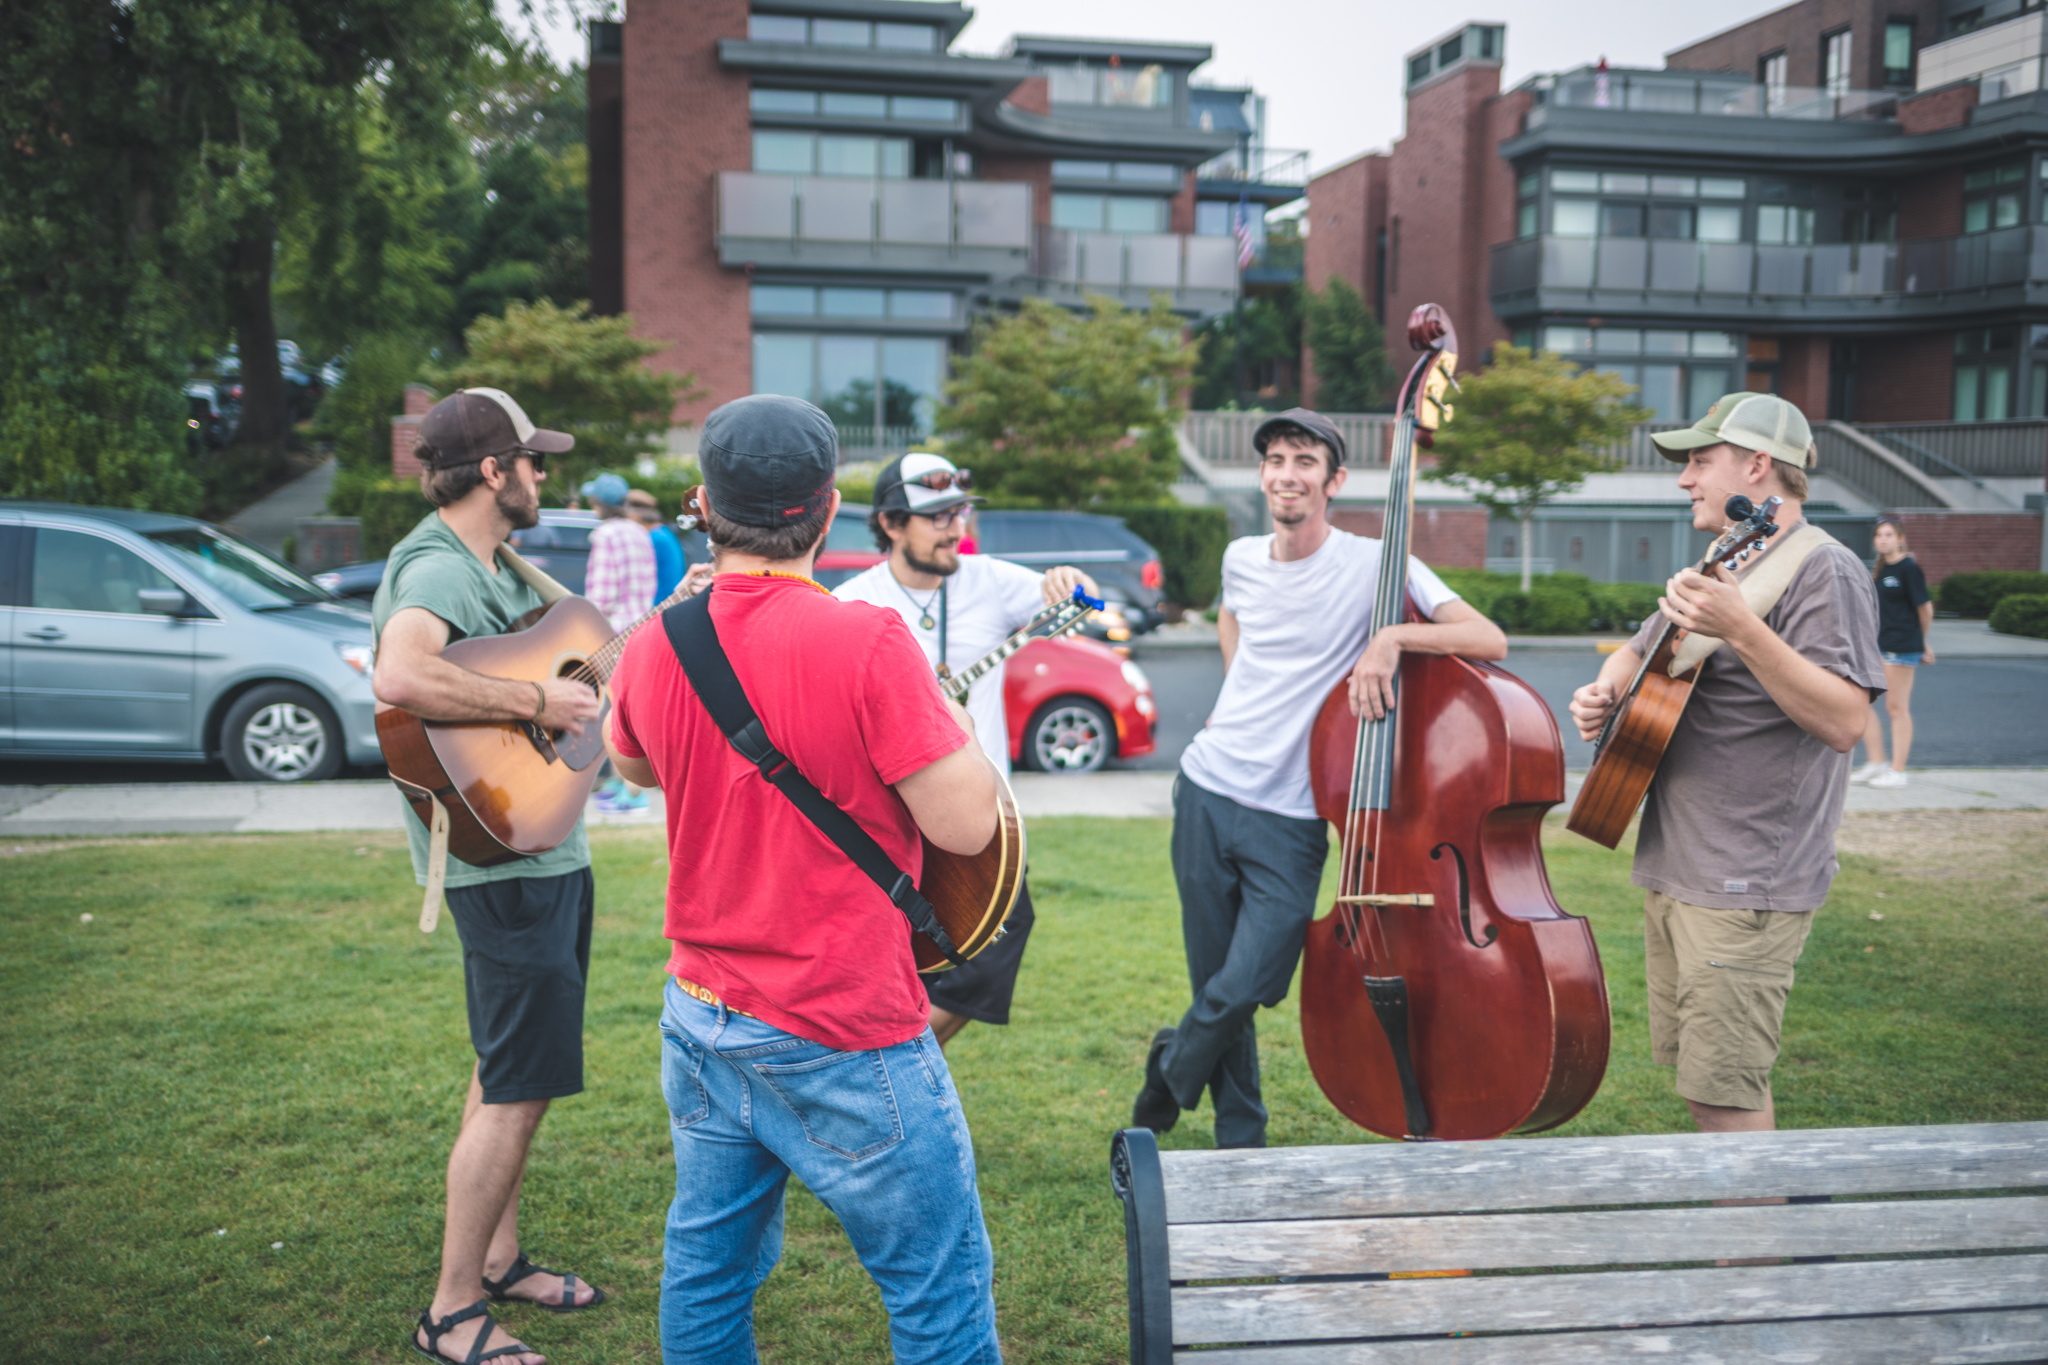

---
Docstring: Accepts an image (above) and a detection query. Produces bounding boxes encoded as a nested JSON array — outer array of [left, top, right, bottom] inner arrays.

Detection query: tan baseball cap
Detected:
[[1652, 391, 1815, 469]]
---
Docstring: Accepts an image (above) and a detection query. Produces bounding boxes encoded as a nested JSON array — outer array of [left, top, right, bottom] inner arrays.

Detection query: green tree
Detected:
[[430, 300, 700, 497], [1424, 344, 1651, 590], [1303, 276, 1395, 412], [1191, 287, 1303, 410], [937, 296, 1196, 508]]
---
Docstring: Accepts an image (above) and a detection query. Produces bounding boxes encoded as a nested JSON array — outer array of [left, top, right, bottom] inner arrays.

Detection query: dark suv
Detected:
[[973, 511, 1165, 633]]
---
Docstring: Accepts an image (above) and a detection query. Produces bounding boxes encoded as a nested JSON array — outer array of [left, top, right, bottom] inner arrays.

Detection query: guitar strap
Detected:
[[1668, 521, 1835, 678], [660, 590, 968, 966], [495, 543, 574, 604]]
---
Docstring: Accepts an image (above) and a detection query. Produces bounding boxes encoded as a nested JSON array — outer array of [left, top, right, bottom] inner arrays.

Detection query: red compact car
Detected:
[[815, 505, 1156, 773]]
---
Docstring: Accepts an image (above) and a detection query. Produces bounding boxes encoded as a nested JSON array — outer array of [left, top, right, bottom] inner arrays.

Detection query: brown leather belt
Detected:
[[676, 977, 755, 1018]]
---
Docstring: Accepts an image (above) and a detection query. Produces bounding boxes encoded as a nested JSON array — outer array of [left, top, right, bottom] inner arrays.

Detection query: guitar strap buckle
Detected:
[[730, 718, 789, 781]]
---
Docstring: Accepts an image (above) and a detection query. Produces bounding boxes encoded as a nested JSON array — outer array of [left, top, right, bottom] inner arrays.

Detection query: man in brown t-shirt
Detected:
[[1570, 393, 1884, 1134]]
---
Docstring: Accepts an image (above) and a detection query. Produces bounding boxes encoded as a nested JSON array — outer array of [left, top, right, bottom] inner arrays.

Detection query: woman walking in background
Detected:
[[1853, 517, 1934, 789]]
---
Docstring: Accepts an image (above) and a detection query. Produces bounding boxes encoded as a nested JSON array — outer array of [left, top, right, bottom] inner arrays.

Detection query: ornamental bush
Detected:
[[1935, 571, 2048, 618], [1988, 593, 2048, 640], [1098, 504, 1230, 609]]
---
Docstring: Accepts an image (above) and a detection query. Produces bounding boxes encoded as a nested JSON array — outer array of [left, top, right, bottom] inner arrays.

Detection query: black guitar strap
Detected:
[[661, 590, 966, 966]]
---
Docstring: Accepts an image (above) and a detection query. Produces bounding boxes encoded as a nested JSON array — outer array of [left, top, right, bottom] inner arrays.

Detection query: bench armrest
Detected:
[[1111, 1127, 1174, 1365]]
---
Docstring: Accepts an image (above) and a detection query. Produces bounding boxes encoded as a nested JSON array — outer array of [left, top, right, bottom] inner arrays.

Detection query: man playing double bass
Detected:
[[1570, 393, 1884, 1133], [1131, 409, 1507, 1149]]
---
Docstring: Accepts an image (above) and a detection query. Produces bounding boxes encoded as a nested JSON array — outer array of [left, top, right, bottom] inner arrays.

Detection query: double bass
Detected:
[[1298, 305, 1610, 1141]]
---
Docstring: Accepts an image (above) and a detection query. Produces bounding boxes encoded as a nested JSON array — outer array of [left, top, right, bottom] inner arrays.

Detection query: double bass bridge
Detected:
[[1335, 893, 1434, 906]]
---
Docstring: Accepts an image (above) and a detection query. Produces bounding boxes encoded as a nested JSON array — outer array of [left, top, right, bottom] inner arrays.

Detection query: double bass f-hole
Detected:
[[1430, 842, 1496, 951]]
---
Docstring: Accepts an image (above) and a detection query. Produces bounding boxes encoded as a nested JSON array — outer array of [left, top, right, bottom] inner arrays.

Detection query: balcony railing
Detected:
[[1031, 227, 1239, 294], [1857, 421, 2048, 480], [1196, 147, 1311, 187], [716, 172, 1031, 252], [1538, 71, 1897, 121], [1491, 227, 2048, 306]]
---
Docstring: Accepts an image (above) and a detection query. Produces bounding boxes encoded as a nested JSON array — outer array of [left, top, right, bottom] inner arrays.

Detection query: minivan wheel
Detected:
[[221, 683, 345, 783], [1024, 697, 1114, 774]]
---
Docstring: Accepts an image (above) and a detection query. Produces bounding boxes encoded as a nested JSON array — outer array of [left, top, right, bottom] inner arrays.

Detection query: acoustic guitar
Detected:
[[1565, 494, 1784, 848]]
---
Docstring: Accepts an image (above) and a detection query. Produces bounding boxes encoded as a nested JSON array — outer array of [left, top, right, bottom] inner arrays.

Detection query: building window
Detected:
[[751, 285, 956, 322], [746, 15, 938, 50], [1962, 163, 2026, 233], [1538, 326, 1739, 421], [1822, 29, 1852, 98], [1048, 63, 1172, 109], [751, 131, 910, 177], [750, 90, 962, 125], [1053, 193, 1169, 233], [1954, 327, 2019, 421], [1756, 205, 1816, 244], [1760, 51, 1787, 112], [752, 333, 949, 435], [1883, 21, 1914, 85], [1407, 52, 1432, 85], [748, 14, 807, 42], [1053, 160, 1180, 185]]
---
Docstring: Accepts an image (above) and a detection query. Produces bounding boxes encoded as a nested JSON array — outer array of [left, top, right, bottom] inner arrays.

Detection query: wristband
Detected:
[[530, 680, 547, 722]]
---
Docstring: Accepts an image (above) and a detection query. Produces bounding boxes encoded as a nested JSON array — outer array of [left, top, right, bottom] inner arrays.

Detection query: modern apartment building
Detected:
[[587, 0, 1304, 454]]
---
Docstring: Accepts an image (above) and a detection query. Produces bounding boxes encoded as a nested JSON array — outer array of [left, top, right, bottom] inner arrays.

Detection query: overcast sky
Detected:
[[507, 0, 1784, 174]]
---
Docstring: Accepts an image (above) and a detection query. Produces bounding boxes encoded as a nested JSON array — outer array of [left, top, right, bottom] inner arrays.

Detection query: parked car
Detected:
[[1005, 636, 1155, 772], [974, 511, 1166, 634], [182, 382, 232, 452], [309, 558, 388, 601], [0, 502, 380, 781], [318, 509, 714, 602]]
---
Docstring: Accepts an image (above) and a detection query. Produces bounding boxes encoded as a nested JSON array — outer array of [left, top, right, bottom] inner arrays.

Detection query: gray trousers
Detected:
[[1162, 775, 1330, 1147]]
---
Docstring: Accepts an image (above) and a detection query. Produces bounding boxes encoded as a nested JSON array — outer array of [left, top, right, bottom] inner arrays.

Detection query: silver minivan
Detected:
[[0, 502, 380, 781]]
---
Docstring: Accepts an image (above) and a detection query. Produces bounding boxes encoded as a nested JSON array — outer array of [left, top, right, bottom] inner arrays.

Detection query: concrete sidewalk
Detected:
[[2, 768, 2043, 839]]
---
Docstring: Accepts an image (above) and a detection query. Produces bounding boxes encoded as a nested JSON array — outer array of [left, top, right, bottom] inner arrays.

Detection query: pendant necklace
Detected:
[[897, 575, 943, 632]]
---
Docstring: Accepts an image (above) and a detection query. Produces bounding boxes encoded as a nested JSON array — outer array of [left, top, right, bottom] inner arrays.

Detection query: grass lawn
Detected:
[[3, 810, 2044, 1363]]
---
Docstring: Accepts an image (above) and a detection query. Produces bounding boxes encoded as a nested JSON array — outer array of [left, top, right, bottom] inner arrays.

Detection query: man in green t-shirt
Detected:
[[371, 389, 607, 1365]]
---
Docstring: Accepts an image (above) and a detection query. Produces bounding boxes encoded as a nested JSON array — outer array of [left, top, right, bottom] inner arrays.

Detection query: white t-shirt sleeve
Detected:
[[1407, 557, 1461, 618]]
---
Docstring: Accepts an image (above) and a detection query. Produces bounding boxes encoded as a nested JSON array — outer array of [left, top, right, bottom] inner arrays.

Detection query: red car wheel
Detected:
[[1023, 696, 1114, 773]]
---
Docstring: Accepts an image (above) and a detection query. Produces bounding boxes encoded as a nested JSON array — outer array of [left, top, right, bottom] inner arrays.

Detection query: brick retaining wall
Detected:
[[1328, 505, 1489, 569], [1889, 511, 2044, 585]]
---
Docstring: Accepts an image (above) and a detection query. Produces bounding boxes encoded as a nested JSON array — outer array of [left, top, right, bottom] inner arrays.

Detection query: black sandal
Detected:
[[411, 1298, 533, 1364], [482, 1251, 608, 1314]]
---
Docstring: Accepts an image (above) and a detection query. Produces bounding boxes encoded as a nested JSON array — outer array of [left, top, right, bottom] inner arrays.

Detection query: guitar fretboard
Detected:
[[941, 598, 1095, 702]]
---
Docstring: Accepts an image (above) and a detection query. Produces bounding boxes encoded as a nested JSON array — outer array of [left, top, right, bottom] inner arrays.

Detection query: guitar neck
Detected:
[[584, 580, 694, 685], [942, 599, 1093, 702]]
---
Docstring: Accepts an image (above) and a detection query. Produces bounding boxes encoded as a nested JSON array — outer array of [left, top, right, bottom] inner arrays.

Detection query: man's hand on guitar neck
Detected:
[[375, 606, 603, 735]]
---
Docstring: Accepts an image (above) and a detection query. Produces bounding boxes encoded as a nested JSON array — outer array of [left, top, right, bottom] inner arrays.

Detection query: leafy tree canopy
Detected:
[[936, 296, 1196, 509], [1424, 344, 1651, 588], [1191, 287, 1303, 411], [1304, 276, 1395, 412], [430, 300, 699, 498]]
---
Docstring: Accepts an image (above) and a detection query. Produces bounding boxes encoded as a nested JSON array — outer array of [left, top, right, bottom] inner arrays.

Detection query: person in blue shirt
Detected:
[[629, 488, 686, 601]]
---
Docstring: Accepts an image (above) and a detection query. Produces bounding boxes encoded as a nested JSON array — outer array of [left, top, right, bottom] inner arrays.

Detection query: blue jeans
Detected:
[[657, 978, 1001, 1365]]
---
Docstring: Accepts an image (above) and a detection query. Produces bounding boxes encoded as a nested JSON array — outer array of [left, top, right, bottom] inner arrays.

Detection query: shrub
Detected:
[[1988, 593, 2048, 639], [353, 480, 435, 560], [1589, 581, 1663, 634], [1097, 504, 1230, 609], [1937, 571, 2048, 619]]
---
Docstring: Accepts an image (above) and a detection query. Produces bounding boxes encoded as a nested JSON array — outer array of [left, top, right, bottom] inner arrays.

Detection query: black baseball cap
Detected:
[[874, 452, 980, 517], [1252, 408, 1348, 467], [699, 395, 839, 528], [416, 388, 574, 467]]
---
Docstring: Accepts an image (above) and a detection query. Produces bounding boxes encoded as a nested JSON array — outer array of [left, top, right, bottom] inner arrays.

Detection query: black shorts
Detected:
[[923, 877, 1035, 1026], [445, 867, 595, 1103]]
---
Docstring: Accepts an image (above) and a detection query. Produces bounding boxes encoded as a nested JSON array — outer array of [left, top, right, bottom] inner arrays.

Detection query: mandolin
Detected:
[[1566, 495, 1783, 849]]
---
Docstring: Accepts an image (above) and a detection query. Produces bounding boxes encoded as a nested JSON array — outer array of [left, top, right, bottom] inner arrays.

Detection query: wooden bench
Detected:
[[1110, 1121, 2048, 1363]]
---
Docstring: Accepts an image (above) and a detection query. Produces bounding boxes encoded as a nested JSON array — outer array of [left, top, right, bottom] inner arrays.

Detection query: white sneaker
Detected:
[[1868, 769, 1908, 788], [1849, 761, 1889, 783]]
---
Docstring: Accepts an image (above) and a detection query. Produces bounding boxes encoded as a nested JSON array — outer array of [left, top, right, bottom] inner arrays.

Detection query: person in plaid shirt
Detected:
[[580, 473, 656, 633]]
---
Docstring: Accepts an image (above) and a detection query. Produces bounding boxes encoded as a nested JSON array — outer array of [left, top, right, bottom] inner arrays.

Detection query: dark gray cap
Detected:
[[699, 395, 838, 529], [1252, 408, 1347, 467]]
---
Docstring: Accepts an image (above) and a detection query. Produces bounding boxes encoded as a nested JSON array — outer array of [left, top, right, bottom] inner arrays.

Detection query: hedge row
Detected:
[[1936, 571, 2048, 619], [1435, 568, 1663, 636], [1988, 593, 2048, 639]]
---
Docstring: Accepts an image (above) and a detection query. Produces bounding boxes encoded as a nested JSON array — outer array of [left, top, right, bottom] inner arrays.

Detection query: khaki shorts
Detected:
[[1643, 891, 1815, 1111]]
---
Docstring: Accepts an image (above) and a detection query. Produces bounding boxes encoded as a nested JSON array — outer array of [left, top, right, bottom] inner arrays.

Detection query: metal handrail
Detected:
[[1855, 429, 2019, 508]]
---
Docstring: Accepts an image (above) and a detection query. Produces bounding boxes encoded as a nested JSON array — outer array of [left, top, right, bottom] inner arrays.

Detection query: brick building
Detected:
[[588, 0, 1304, 454]]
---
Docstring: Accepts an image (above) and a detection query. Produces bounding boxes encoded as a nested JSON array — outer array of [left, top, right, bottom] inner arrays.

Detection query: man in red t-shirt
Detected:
[[606, 395, 1005, 1365]]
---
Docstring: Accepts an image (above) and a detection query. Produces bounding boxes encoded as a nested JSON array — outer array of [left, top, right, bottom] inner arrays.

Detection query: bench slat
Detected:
[[1159, 1123, 2048, 1224], [1169, 1194, 2048, 1280], [1172, 1307, 2048, 1364], [1170, 1251, 2048, 1346]]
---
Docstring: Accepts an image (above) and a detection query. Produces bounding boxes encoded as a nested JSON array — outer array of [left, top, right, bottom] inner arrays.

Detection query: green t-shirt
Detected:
[[372, 512, 591, 888]]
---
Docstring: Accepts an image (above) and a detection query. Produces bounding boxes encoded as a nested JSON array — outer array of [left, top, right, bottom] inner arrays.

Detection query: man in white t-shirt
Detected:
[[835, 452, 1097, 1049], [1131, 409, 1508, 1148]]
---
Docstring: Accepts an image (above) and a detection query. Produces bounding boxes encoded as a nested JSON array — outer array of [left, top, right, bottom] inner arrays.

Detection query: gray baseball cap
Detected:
[[1652, 392, 1816, 469], [1252, 408, 1348, 467], [699, 395, 838, 529]]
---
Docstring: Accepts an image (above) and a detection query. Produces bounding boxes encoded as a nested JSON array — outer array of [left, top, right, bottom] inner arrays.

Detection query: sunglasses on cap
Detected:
[[903, 467, 972, 493]]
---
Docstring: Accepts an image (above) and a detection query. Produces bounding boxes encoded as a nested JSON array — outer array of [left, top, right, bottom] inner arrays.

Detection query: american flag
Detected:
[[1233, 193, 1258, 269]]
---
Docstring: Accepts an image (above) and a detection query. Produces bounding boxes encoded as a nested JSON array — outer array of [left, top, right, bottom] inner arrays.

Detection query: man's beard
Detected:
[[1268, 495, 1311, 527], [905, 542, 959, 577], [496, 476, 541, 530]]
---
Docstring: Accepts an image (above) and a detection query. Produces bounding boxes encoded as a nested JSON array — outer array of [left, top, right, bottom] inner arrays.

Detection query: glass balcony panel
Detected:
[[1648, 240, 1700, 291], [721, 173, 797, 237], [1700, 243, 1752, 293], [879, 180, 949, 245], [1079, 232, 1125, 286], [1595, 237, 1647, 289], [1126, 234, 1181, 288], [799, 177, 876, 242], [1184, 236, 1239, 289], [1037, 228, 1078, 280], [1808, 243, 1855, 295], [2033, 226, 2048, 282], [1543, 236, 1596, 287], [1754, 245, 1806, 294], [1949, 234, 1988, 290], [1899, 239, 1943, 293], [1491, 237, 1540, 294], [954, 182, 1031, 248], [1986, 225, 2032, 285]]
